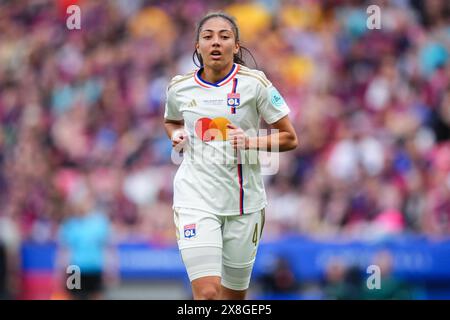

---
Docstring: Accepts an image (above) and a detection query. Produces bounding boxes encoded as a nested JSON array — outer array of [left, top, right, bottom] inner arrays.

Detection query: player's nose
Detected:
[[212, 35, 221, 46]]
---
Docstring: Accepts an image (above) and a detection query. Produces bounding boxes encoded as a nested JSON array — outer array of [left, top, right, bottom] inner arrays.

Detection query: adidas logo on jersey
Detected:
[[187, 99, 197, 108]]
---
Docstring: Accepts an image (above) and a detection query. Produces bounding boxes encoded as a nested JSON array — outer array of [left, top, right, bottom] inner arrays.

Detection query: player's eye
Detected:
[[203, 35, 212, 40], [222, 36, 230, 40]]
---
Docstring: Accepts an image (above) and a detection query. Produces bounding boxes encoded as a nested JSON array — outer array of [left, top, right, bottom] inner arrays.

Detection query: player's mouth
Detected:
[[210, 50, 222, 60]]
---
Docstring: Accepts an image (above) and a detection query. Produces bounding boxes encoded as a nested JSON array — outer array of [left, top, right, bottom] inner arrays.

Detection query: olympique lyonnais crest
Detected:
[[184, 224, 196, 238], [227, 93, 240, 114]]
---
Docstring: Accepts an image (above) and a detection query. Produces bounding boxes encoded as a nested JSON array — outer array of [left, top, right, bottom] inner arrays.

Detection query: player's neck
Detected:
[[202, 62, 234, 84]]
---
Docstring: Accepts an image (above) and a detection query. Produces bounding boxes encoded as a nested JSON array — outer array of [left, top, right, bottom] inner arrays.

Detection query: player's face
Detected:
[[196, 17, 239, 71]]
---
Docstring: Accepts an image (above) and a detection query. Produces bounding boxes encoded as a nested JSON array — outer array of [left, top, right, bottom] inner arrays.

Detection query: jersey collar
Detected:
[[194, 63, 240, 88]]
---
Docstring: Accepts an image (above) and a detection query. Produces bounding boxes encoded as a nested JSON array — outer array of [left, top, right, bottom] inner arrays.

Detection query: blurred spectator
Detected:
[[0, 242, 6, 299], [362, 250, 414, 300], [0, 212, 21, 299], [323, 258, 363, 300], [260, 257, 299, 298], [57, 177, 111, 300]]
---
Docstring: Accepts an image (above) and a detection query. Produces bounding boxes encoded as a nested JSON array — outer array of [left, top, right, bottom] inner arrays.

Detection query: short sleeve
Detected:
[[164, 85, 183, 121], [256, 77, 290, 124]]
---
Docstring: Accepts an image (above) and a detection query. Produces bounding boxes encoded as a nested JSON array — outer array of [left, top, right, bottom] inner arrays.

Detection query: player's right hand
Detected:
[[171, 129, 188, 152]]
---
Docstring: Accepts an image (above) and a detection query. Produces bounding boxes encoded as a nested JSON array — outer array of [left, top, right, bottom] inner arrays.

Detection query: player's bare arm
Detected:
[[164, 119, 187, 151], [227, 115, 298, 152]]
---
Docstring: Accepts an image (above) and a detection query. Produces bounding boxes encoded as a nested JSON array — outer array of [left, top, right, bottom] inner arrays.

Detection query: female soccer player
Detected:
[[164, 12, 298, 300]]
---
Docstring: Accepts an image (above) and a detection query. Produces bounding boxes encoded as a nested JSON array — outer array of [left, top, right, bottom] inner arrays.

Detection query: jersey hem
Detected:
[[173, 202, 267, 216]]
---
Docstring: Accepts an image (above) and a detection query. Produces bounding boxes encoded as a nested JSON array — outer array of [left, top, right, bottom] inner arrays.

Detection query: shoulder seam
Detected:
[[237, 70, 271, 87], [168, 72, 195, 91], [239, 65, 250, 72]]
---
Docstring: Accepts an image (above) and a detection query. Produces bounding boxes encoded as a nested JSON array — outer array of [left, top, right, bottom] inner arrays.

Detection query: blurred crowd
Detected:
[[260, 250, 418, 300], [1, 0, 450, 273]]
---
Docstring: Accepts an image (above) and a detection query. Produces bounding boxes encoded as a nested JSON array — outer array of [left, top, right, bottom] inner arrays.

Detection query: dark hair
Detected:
[[192, 12, 257, 68]]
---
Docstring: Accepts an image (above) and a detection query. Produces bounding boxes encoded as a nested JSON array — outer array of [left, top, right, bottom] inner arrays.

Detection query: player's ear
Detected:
[[234, 42, 240, 55]]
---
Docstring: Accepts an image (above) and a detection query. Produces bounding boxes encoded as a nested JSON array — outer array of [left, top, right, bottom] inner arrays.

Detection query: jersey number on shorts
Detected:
[[252, 223, 258, 246]]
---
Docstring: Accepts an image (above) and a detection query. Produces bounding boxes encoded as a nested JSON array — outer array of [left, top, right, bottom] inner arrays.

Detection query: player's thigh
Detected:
[[222, 208, 265, 265], [174, 207, 224, 281], [221, 208, 265, 290]]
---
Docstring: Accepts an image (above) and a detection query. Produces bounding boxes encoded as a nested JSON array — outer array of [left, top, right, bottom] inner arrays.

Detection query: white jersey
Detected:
[[164, 63, 290, 216]]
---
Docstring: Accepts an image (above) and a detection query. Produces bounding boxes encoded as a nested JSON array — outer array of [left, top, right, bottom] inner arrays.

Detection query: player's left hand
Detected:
[[227, 123, 249, 150]]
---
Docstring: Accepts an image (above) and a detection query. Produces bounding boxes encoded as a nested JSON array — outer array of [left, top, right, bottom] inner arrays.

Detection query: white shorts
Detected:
[[174, 207, 266, 291]]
